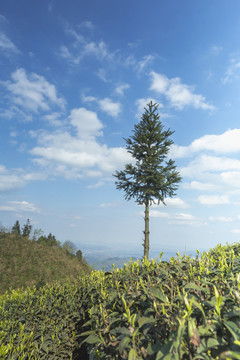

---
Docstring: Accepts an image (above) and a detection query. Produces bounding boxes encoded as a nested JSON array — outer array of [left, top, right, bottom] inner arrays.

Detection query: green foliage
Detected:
[[22, 218, 32, 237], [76, 249, 83, 262], [0, 232, 90, 295], [11, 220, 21, 235], [2, 242, 240, 359], [62, 240, 77, 255], [114, 102, 181, 206], [37, 233, 61, 247], [114, 102, 181, 259], [0, 279, 91, 359], [80, 242, 240, 359]]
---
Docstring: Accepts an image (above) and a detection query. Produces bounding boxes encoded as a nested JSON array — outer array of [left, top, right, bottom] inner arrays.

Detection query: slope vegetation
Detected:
[[0, 232, 90, 294]]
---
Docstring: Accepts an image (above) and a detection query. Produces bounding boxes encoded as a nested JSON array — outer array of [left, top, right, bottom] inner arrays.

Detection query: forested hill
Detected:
[[0, 231, 90, 294]]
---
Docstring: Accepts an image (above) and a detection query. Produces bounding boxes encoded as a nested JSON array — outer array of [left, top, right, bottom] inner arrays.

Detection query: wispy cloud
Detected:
[[30, 107, 131, 180], [148, 209, 204, 227], [209, 216, 233, 222], [99, 201, 121, 208], [2, 68, 65, 115], [0, 201, 40, 213], [82, 95, 121, 117], [152, 197, 189, 209], [78, 20, 95, 30], [198, 195, 230, 206], [138, 54, 155, 73], [0, 165, 46, 192], [98, 98, 121, 117], [210, 45, 223, 56], [135, 97, 162, 114], [149, 71, 215, 110], [183, 181, 218, 192], [0, 32, 19, 54], [170, 129, 240, 158], [96, 68, 108, 82], [222, 56, 240, 84], [115, 83, 130, 96], [59, 23, 116, 66], [231, 229, 240, 234]]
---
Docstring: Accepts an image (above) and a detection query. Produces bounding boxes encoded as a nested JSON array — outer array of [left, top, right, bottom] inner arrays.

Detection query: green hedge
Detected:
[[2, 243, 240, 359]]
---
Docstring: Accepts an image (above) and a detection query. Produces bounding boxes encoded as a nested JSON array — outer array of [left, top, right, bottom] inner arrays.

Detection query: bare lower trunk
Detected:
[[144, 201, 150, 259]]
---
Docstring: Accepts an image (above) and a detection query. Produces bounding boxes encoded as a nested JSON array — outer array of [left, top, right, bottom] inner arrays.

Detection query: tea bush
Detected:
[[2, 242, 240, 359]]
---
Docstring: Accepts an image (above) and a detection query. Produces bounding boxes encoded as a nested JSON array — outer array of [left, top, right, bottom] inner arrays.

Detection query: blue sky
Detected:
[[1, 0, 240, 258]]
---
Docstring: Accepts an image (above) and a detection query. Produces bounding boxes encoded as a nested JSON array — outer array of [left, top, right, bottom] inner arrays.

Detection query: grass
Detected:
[[0, 232, 90, 295]]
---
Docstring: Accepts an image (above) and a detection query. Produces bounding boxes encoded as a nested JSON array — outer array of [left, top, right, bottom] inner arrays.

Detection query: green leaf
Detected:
[[151, 288, 167, 302], [128, 348, 138, 360], [138, 316, 156, 328], [82, 334, 102, 344], [224, 321, 240, 340], [79, 330, 96, 337], [119, 336, 131, 354], [220, 351, 240, 359]]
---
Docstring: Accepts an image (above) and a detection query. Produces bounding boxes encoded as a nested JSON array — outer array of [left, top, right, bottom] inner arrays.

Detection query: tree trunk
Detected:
[[144, 200, 150, 259]]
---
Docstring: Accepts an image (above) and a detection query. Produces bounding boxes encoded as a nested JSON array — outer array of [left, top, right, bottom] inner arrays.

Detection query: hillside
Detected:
[[0, 231, 90, 294]]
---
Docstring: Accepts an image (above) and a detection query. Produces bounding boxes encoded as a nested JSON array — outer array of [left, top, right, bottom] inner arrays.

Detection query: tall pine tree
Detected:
[[114, 102, 182, 259]]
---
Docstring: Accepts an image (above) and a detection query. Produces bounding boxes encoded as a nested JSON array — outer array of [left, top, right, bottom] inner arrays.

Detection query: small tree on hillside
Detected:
[[76, 249, 83, 262], [11, 220, 21, 235], [114, 102, 182, 259], [22, 219, 32, 237], [62, 240, 76, 255]]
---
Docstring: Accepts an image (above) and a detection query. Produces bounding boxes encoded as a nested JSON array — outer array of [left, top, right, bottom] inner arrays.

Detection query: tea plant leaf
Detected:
[[128, 348, 138, 360], [138, 316, 157, 328], [151, 288, 168, 302], [82, 334, 102, 344], [119, 336, 131, 353]]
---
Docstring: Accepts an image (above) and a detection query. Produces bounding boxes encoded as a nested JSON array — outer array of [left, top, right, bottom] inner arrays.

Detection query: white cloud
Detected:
[[87, 181, 105, 189], [150, 210, 169, 218], [170, 129, 240, 158], [149, 71, 214, 110], [2, 68, 65, 113], [198, 195, 230, 205], [181, 155, 240, 180], [0, 201, 40, 213], [209, 216, 233, 222], [81, 95, 97, 103], [0, 32, 19, 54], [59, 29, 116, 65], [98, 98, 121, 117], [99, 201, 120, 208], [210, 45, 223, 56], [115, 83, 130, 96], [231, 229, 240, 234], [148, 209, 204, 227], [152, 197, 189, 209], [78, 20, 95, 30], [81, 95, 121, 117], [0, 165, 46, 192], [222, 57, 240, 84], [165, 198, 189, 208], [30, 109, 131, 179], [83, 41, 112, 59], [43, 112, 64, 126], [138, 54, 155, 73], [221, 171, 240, 188], [183, 181, 217, 191], [135, 98, 162, 114], [96, 68, 108, 82], [69, 107, 103, 138]]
